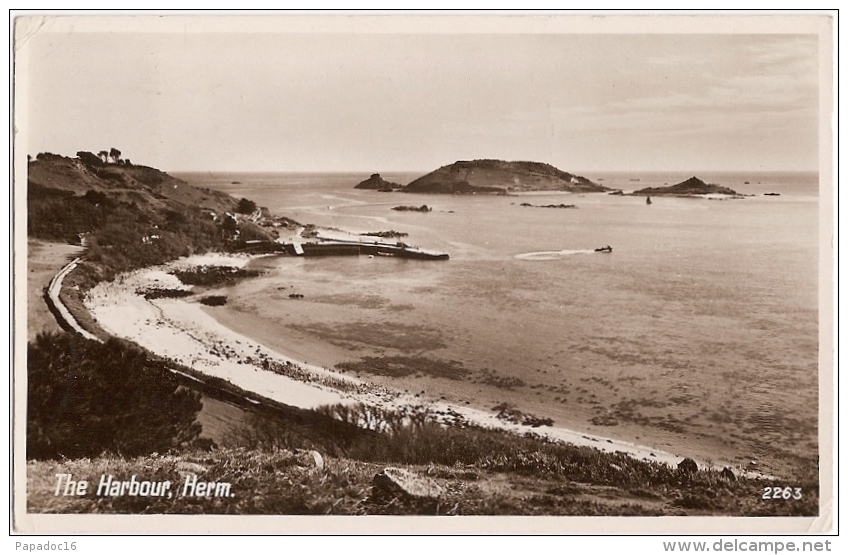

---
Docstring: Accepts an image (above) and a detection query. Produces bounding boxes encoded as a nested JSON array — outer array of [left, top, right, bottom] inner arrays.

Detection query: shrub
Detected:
[[237, 221, 273, 242], [236, 198, 257, 214], [76, 151, 104, 167], [27, 185, 106, 241], [27, 332, 202, 460]]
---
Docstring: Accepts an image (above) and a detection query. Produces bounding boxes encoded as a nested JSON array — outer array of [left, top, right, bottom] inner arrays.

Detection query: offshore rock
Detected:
[[355, 173, 402, 190], [633, 176, 739, 197]]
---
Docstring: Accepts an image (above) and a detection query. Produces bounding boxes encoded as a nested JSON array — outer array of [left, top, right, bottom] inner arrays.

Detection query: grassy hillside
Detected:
[[27, 151, 264, 259], [27, 151, 274, 336], [28, 152, 235, 215], [28, 423, 818, 516]]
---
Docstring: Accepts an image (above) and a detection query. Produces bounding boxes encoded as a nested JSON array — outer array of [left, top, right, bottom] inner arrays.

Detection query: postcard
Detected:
[[12, 12, 835, 535]]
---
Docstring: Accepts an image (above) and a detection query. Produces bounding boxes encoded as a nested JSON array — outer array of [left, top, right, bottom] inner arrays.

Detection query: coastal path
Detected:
[[45, 257, 103, 343]]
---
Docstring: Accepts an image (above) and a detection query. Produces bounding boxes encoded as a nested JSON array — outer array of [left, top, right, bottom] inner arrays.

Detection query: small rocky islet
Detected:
[[631, 176, 740, 197], [354, 173, 403, 191]]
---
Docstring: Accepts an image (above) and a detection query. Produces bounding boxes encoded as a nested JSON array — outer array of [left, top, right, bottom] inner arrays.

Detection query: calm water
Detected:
[[177, 170, 820, 473]]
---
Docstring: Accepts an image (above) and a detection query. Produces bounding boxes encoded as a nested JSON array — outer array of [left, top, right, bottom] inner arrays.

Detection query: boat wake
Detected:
[[514, 249, 597, 261]]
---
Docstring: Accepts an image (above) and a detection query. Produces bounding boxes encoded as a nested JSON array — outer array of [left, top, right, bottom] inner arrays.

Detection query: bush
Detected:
[[27, 332, 202, 460], [76, 151, 104, 167], [236, 198, 257, 214], [237, 221, 273, 242], [27, 185, 106, 241]]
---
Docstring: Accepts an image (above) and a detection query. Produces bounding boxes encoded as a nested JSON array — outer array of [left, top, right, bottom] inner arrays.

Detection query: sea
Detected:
[[175, 170, 822, 475]]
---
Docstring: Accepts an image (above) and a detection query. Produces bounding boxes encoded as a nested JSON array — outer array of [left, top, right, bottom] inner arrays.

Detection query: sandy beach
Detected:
[[82, 252, 755, 474]]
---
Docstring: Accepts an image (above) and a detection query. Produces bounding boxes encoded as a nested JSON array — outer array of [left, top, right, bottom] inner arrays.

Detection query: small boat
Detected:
[[594, 245, 613, 253]]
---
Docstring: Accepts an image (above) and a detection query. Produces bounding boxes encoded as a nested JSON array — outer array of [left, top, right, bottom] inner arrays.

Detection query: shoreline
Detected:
[[82, 252, 758, 476]]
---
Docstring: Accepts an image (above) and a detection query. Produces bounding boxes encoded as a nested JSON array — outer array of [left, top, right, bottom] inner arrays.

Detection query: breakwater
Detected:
[[238, 240, 450, 260]]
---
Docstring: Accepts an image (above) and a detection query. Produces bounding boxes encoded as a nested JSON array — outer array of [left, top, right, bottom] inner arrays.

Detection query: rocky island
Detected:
[[402, 159, 608, 195], [632, 176, 739, 197], [354, 173, 402, 191]]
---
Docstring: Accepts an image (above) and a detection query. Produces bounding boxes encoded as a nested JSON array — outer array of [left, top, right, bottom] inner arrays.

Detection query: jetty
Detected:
[[237, 239, 449, 260]]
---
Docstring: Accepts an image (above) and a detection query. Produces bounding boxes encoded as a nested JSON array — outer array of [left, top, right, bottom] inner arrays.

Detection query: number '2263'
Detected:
[[762, 487, 802, 500]]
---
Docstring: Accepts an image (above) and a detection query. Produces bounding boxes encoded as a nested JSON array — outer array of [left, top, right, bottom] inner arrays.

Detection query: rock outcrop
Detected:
[[519, 202, 577, 209], [403, 159, 607, 194], [392, 205, 432, 212], [354, 173, 402, 191], [371, 467, 442, 501], [632, 176, 739, 197]]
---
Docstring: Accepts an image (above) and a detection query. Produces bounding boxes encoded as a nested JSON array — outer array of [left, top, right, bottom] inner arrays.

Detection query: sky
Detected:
[[20, 17, 822, 174]]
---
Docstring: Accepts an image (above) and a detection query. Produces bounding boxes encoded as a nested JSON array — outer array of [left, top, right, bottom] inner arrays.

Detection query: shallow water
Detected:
[[178, 170, 820, 475]]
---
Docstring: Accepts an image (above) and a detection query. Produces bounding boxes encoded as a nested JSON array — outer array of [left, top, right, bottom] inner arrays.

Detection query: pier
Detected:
[[237, 239, 450, 260]]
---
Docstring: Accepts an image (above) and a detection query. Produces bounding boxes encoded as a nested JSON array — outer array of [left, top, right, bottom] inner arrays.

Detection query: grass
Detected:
[[212, 403, 818, 516], [55, 270, 110, 340], [27, 433, 819, 516], [27, 241, 84, 341]]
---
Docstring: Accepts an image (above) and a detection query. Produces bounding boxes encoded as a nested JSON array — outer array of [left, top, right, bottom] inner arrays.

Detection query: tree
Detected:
[[109, 147, 122, 164], [98, 150, 109, 163], [221, 213, 238, 235], [236, 197, 257, 214], [27, 332, 203, 460], [76, 151, 104, 167]]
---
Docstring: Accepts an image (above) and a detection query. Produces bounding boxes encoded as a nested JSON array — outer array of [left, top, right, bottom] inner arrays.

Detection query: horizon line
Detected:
[[166, 168, 820, 175]]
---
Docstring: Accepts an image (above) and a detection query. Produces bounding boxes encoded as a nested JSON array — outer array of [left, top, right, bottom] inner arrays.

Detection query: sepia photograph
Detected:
[[12, 12, 835, 534]]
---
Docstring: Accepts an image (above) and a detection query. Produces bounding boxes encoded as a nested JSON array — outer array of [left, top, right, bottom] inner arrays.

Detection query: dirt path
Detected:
[[26, 240, 84, 341]]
